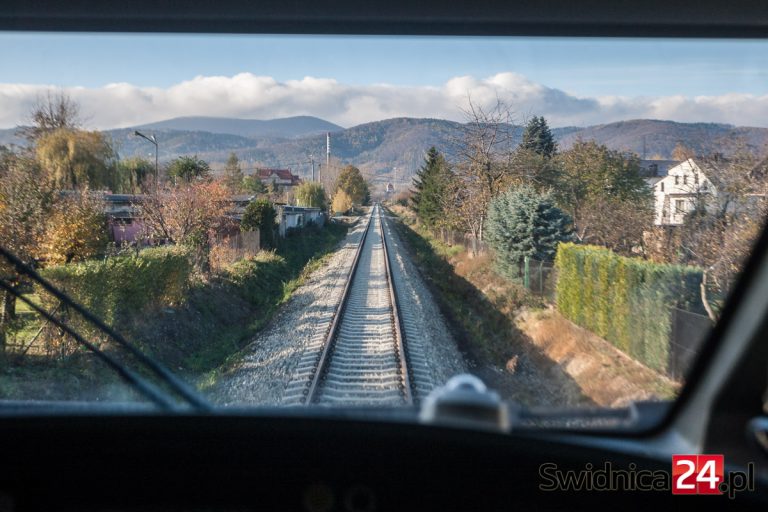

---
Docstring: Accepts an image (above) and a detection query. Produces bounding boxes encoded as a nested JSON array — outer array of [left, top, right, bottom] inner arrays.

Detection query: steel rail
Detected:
[[305, 205, 413, 405], [378, 206, 413, 405], [304, 210, 374, 404]]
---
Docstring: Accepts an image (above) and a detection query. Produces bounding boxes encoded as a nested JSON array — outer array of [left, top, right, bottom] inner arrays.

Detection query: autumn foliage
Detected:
[[41, 189, 109, 265]]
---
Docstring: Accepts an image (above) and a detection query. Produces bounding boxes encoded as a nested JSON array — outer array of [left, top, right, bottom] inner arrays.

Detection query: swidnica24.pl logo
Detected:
[[538, 454, 755, 499]]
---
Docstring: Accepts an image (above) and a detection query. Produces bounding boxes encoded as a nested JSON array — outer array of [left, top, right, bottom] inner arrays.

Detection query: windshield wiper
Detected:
[[0, 246, 211, 413]]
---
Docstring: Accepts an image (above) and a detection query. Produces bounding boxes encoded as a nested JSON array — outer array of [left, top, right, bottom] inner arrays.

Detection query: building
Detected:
[[276, 205, 325, 237], [103, 194, 145, 244], [644, 157, 768, 226], [254, 168, 302, 188]]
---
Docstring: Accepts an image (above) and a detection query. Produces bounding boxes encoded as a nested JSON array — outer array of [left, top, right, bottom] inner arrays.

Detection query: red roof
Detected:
[[256, 168, 301, 185]]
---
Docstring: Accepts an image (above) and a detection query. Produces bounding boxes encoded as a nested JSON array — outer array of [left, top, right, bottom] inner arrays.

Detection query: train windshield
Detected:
[[1, 34, 767, 425]]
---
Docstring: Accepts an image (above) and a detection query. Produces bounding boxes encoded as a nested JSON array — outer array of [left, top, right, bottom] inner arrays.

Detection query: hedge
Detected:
[[554, 243, 704, 373], [40, 246, 192, 329]]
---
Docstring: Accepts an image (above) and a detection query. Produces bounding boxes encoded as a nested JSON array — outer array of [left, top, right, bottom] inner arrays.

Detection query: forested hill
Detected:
[[3, 117, 766, 183]]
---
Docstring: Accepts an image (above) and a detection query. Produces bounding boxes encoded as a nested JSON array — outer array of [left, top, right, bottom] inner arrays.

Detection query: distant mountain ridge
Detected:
[[135, 115, 344, 139], [556, 119, 767, 159], [4, 116, 767, 185], [110, 117, 766, 184]]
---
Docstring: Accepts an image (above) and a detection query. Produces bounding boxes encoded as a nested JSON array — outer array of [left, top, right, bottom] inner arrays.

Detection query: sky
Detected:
[[1, 33, 767, 129]]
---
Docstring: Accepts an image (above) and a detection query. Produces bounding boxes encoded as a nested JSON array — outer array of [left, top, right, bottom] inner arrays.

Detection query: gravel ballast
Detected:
[[211, 210, 466, 407]]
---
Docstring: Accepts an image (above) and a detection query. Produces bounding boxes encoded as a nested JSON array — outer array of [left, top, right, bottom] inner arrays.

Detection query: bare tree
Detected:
[[139, 181, 233, 271], [447, 98, 518, 249], [20, 90, 83, 142]]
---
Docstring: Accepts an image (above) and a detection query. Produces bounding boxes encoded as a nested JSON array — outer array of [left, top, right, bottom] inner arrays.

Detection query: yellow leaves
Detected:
[[42, 190, 108, 265], [331, 189, 352, 214]]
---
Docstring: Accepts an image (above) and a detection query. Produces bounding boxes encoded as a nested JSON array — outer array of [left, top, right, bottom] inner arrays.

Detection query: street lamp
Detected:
[[134, 130, 158, 194]]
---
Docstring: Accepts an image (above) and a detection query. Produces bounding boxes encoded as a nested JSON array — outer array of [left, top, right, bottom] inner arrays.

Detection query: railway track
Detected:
[[294, 204, 413, 406]]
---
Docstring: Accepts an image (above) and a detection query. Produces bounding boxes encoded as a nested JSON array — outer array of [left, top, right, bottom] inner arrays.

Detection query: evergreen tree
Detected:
[[242, 174, 267, 195], [222, 152, 244, 193], [411, 147, 451, 228], [167, 155, 211, 183], [520, 116, 557, 158], [485, 185, 573, 279]]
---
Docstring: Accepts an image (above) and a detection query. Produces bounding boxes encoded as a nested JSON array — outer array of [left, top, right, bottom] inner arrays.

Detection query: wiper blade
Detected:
[[0, 246, 211, 413]]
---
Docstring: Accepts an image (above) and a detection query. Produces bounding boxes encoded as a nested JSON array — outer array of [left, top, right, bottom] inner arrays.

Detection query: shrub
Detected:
[[40, 246, 192, 329], [223, 251, 287, 307], [241, 199, 276, 248], [554, 243, 704, 373]]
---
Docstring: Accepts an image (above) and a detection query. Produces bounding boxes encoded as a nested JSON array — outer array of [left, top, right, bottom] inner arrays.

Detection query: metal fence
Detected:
[[519, 257, 557, 300], [520, 254, 712, 381], [668, 307, 712, 381]]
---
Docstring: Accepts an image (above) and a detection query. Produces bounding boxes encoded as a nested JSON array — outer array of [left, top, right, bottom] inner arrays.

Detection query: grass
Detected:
[[517, 308, 679, 404], [0, 222, 350, 400]]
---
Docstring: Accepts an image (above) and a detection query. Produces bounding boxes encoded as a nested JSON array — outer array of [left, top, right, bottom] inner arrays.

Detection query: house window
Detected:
[[675, 176, 679, 185], [675, 199, 685, 212], [683, 175, 688, 185], [660, 182, 664, 192], [694, 174, 699, 184]]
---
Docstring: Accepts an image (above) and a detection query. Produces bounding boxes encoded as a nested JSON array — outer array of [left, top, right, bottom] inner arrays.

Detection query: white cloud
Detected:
[[1, 71, 767, 129]]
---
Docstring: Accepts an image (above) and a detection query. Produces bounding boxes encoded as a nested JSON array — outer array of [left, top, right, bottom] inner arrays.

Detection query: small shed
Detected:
[[276, 205, 325, 237]]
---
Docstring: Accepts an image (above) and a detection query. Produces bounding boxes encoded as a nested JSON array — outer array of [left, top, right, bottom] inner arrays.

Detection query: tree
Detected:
[[167, 155, 211, 183], [672, 142, 697, 161], [485, 185, 573, 279], [295, 182, 327, 209], [42, 190, 109, 265], [335, 165, 370, 205], [520, 116, 557, 158], [35, 128, 116, 190], [331, 189, 353, 214], [242, 174, 267, 195], [555, 140, 652, 247], [507, 147, 561, 191], [411, 147, 452, 229], [448, 99, 518, 248], [20, 90, 82, 142], [241, 198, 277, 248], [115, 157, 153, 193], [0, 153, 53, 265], [139, 181, 232, 268], [222, 153, 244, 193], [0, 153, 55, 349]]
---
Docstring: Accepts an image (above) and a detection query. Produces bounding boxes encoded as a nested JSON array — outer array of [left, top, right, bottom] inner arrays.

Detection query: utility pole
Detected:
[[134, 130, 158, 194], [310, 155, 316, 182], [326, 132, 330, 168]]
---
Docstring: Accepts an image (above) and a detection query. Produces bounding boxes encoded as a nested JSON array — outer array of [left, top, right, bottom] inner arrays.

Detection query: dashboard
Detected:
[[0, 411, 765, 511]]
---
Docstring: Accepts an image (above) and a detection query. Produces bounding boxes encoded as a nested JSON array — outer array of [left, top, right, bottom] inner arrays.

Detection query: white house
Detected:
[[276, 205, 325, 237], [642, 158, 717, 226]]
